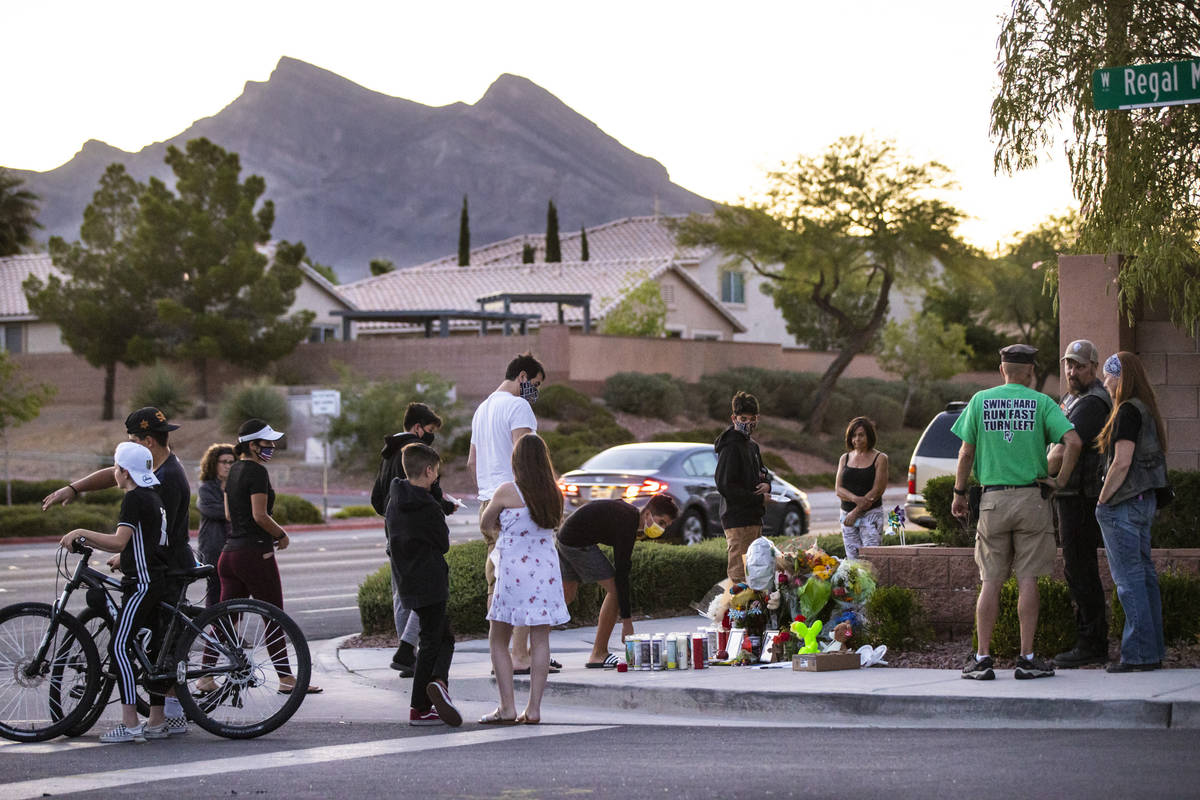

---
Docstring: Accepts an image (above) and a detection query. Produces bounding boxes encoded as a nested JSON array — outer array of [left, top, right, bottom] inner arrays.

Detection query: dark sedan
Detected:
[[557, 442, 810, 545]]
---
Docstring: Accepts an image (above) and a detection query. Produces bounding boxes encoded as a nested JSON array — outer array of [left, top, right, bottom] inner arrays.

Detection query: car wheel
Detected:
[[679, 509, 707, 546], [781, 505, 806, 538]]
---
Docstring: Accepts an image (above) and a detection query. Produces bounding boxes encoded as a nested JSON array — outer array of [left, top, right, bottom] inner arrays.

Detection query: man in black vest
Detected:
[[1050, 339, 1113, 668]]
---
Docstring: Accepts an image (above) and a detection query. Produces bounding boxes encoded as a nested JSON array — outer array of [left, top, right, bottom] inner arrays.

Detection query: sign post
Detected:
[[1093, 58, 1200, 110], [310, 390, 342, 519]]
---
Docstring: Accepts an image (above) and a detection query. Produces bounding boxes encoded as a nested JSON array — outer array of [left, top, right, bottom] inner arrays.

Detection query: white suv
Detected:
[[905, 401, 966, 528]]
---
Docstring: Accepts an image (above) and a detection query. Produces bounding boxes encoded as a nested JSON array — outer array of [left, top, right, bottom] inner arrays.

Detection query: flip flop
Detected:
[[550, 658, 563, 669], [278, 682, 324, 694], [479, 710, 519, 725], [513, 666, 560, 675], [516, 712, 540, 725], [585, 654, 620, 669]]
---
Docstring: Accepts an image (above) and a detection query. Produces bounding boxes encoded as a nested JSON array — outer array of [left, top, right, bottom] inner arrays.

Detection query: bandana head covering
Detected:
[[1102, 353, 1122, 379]]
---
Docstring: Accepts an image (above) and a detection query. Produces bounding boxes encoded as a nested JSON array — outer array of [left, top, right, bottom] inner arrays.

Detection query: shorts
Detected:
[[975, 486, 1056, 581], [556, 541, 615, 584]]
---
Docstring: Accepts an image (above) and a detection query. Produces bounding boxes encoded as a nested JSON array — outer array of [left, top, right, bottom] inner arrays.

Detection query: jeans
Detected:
[[1096, 494, 1165, 666], [1056, 495, 1108, 651], [410, 601, 455, 712], [390, 562, 421, 647]]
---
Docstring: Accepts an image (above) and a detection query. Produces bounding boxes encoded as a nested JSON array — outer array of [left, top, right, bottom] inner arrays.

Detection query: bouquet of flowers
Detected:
[[830, 560, 878, 608]]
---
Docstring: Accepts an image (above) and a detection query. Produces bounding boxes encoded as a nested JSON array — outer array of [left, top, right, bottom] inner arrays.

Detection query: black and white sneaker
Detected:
[[1015, 655, 1055, 679], [961, 654, 995, 680]]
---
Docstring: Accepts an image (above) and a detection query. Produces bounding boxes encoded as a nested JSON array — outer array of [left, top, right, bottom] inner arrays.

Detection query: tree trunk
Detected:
[[902, 383, 915, 425], [102, 362, 116, 421], [194, 357, 209, 419]]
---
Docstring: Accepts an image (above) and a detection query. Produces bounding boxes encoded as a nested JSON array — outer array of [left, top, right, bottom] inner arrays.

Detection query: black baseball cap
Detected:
[[125, 407, 181, 434]]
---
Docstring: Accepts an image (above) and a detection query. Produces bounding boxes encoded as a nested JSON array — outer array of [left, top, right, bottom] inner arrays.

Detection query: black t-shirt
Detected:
[[1066, 394, 1110, 448], [224, 460, 276, 552], [117, 487, 169, 588], [1113, 402, 1142, 446], [154, 452, 193, 571], [557, 500, 638, 619]]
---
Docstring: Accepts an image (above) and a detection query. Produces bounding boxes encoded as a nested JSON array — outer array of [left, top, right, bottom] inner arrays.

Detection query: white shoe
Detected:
[[142, 721, 170, 740], [100, 723, 146, 743]]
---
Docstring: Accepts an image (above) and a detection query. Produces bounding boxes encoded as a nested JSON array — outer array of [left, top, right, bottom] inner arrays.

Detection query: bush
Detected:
[[881, 428, 922, 483], [219, 379, 291, 438], [648, 427, 724, 444], [4, 479, 123, 506], [1110, 569, 1200, 646], [130, 362, 193, 420], [979, 576, 1076, 658], [0, 503, 120, 539], [333, 505, 377, 519], [788, 472, 838, 489], [761, 451, 803, 487], [1152, 470, 1200, 548], [924, 475, 976, 547], [541, 418, 633, 472], [603, 372, 685, 420], [537, 385, 602, 423], [864, 586, 932, 651], [358, 563, 393, 635], [272, 494, 323, 525]]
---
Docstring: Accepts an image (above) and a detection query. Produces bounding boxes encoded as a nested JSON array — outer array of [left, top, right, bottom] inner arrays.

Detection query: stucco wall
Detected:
[[24, 321, 71, 354]]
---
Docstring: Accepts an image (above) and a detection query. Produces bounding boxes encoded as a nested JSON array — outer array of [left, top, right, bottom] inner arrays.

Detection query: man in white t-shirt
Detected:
[[469, 352, 545, 671]]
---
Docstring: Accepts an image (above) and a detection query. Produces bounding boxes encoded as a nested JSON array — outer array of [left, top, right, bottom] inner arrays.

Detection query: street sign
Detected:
[[311, 389, 341, 417], [1093, 58, 1200, 110]]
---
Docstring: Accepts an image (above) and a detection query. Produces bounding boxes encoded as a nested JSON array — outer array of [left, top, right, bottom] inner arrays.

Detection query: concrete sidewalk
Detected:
[[331, 615, 1200, 730]]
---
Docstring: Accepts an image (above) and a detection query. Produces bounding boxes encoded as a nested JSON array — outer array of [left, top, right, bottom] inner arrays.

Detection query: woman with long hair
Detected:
[[479, 434, 569, 724], [196, 443, 236, 608], [835, 416, 889, 560], [1095, 352, 1169, 673]]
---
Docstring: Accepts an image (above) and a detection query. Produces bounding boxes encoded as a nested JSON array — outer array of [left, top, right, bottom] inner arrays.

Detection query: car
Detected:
[[905, 401, 967, 528], [557, 442, 810, 545]]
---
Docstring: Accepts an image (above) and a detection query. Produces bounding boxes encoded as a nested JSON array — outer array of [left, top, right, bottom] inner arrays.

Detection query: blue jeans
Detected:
[[1096, 495, 1165, 665]]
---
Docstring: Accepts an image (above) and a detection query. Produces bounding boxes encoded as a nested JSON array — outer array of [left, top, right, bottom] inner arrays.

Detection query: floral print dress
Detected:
[[486, 486, 570, 627]]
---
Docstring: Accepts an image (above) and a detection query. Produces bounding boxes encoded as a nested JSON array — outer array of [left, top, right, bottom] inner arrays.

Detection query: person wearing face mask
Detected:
[[557, 493, 680, 667], [371, 403, 457, 676], [714, 391, 770, 583], [220, 418, 321, 694]]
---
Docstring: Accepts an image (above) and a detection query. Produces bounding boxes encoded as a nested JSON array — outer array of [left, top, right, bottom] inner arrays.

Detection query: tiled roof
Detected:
[[0, 254, 61, 319], [408, 215, 710, 270]]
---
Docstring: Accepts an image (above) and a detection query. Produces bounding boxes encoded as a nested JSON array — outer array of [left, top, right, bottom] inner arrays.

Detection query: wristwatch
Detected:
[[953, 487, 967, 496]]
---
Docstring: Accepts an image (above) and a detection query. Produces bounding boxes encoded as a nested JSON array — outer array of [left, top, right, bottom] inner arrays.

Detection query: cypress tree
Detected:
[[522, 242, 535, 263], [580, 226, 589, 261], [545, 200, 561, 263], [457, 194, 470, 266]]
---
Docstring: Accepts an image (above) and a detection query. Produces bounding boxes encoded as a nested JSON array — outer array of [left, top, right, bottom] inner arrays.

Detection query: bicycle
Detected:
[[0, 539, 311, 742]]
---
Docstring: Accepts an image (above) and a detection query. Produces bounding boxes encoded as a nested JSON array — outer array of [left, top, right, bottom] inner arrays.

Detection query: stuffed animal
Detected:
[[790, 616, 823, 654], [821, 621, 854, 653]]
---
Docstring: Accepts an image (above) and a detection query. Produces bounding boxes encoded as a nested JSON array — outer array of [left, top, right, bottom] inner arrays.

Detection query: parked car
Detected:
[[905, 401, 967, 528], [557, 442, 810, 545]]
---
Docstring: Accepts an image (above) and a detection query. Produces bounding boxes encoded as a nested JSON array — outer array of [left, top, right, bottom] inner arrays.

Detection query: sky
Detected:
[[2, 0, 1077, 253]]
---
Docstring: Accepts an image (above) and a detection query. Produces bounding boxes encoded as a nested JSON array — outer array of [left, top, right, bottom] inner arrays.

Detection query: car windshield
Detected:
[[581, 448, 674, 472], [916, 412, 964, 458]]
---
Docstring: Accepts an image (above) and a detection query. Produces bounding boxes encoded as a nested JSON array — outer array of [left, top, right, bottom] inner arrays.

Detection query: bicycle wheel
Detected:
[[173, 599, 311, 739], [0, 602, 100, 742], [56, 608, 152, 736]]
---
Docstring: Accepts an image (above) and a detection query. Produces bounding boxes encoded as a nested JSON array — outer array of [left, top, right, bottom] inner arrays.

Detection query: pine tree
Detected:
[[522, 242, 535, 263], [457, 194, 470, 267], [580, 226, 589, 261], [0, 169, 43, 256], [545, 200, 561, 263]]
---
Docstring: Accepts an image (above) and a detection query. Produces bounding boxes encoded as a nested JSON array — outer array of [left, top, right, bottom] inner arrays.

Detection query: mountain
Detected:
[[13, 57, 714, 281]]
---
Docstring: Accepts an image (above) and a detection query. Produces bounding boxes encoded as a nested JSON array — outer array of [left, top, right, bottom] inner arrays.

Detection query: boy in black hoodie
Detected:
[[714, 391, 770, 582], [386, 442, 462, 727], [372, 403, 458, 675]]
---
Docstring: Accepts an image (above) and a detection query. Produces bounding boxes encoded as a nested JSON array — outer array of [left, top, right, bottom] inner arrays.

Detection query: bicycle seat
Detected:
[[167, 564, 216, 580]]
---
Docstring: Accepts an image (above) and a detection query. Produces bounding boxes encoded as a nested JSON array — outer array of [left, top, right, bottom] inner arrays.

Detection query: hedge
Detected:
[[602, 372, 689, 420], [5, 479, 123, 506], [980, 576, 1077, 659], [0, 503, 121, 539], [1111, 570, 1200, 645]]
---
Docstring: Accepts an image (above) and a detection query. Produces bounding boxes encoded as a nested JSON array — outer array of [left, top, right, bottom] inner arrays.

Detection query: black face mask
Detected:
[[420, 431, 436, 446]]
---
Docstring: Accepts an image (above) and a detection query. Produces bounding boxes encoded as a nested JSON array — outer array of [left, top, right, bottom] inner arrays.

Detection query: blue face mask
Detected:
[[258, 445, 275, 462], [520, 380, 540, 405]]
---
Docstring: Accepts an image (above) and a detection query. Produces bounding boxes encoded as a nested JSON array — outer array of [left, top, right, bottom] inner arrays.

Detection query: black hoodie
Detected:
[[371, 432, 456, 516], [714, 426, 768, 528], [385, 479, 450, 609]]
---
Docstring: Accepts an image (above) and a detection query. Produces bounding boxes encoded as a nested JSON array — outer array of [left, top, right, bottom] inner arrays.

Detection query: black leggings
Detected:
[[113, 583, 165, 706], [217, 548, 291, 676]]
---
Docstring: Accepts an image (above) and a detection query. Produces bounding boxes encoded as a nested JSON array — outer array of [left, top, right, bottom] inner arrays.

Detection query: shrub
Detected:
[[537, 385, 601, 423], [219, 379, 291, 438], [130, 362, 193, 420], [979, 576, 1076, 658], [924, 475, 976, 547], [648, 427, 724, 444], [881, 428, 922, 483], [0, 503, 120, 539], [603, 372, 685, 420], [1152, 470, 1200, 548], [788, 472, 838, 489], [358, 564, 393, 635], [761, 451, 803, 487], [4, 479, 122, 506], [272, 494, 323, 525], [864, 586, 932, 651], [1110, 569, 1200, 646], [333, 505, 377, 519], [541, 418, 633, 472]]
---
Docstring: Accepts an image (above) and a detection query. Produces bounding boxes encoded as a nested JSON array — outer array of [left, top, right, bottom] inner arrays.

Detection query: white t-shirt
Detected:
[[471, 391, 538, 501]]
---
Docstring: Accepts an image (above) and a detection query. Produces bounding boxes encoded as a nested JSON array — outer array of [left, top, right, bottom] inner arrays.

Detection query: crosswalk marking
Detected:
[[0, 725, 611, 799]]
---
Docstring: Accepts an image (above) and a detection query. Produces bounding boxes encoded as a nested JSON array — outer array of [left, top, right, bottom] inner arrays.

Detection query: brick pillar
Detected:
[[1057, 255, 1135, 362]]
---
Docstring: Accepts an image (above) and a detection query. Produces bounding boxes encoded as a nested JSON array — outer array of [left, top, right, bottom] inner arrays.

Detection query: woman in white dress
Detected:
[[479, 434, 569, 725]]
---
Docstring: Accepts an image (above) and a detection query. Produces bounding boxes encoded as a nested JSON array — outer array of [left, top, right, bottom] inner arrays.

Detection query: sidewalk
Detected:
[[330, 615, 1200, 730]]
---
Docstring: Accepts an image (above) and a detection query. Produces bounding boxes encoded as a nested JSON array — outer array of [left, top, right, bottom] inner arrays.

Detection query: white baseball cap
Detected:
[[114, 441, 160, 487]]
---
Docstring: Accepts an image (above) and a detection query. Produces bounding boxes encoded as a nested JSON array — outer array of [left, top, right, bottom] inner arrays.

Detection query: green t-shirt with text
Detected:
[[951, 383, 1074, 486]]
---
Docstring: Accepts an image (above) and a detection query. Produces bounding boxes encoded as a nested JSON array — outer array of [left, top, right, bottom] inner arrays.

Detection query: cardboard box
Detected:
[[791, 651, 861, 672]]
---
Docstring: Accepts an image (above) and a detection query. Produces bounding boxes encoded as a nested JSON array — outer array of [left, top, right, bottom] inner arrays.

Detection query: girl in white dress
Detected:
[[480, 434, 568, 724]]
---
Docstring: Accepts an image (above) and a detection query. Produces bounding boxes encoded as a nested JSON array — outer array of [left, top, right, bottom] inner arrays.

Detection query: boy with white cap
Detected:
[[60, 442, 171, 742]]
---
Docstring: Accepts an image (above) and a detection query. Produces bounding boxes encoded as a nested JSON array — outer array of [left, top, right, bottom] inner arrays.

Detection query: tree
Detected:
[[545, 200, 562, 262], [369, 258, 396, 276], [25, 164, 159, 420], [457, 195, 470, 266], [0, 350, 56, 504], [674, 136, 965, 432], [877, 316, 971, 422], [580, 226, 590, 261], [599, 275, 667, 337], [305, 258, 339, 284], [521, 242, 536, 263], [0, 169, 43, 256], [921, 261, 1009, 372], [992, 1, 1200, 330], [140, 138, 315, 415]]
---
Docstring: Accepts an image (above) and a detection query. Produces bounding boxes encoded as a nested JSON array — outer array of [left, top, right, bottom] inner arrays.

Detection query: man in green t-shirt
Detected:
[[950, 344, 1081, 682]]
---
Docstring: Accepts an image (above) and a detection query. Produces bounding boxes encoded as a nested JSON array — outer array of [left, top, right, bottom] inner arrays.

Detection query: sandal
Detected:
[[585, 654, 620, 669], [278, 679, 323, 695], [516, 712, 540, 725], [479, 709, 519, 725]]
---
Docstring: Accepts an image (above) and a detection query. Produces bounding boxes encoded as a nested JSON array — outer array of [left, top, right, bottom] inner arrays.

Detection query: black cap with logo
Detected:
[[125, 407, 181, 435]]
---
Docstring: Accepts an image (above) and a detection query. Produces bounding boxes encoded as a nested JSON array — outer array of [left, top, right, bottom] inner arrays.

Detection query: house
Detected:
[[0, 252, 354, 354]]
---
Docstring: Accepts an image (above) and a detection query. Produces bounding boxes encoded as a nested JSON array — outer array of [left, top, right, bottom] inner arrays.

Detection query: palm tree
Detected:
[[0, 169, 43, 256]]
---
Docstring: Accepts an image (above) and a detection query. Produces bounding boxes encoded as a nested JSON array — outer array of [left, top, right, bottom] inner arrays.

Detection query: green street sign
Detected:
[[1093, 58, 1200, 110]]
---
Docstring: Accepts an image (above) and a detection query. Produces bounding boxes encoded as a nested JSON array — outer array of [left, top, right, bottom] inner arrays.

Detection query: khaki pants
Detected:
[[723, 524, 761, 583]]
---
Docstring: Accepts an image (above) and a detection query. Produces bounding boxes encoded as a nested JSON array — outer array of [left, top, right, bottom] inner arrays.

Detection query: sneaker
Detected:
[[100, 723, 146, 743], [1015, 655, 1055, 680], [1106, 661, 1161, 673], [1053, 646, 1108, 668], [391, 642, 415, 673], [961, 654, 995, 681], [163, 715, 189, 736], [142, 722, 170, 740], [409, 707, 442, 726], [394, 664, 415, 679], [425, 681, 462, 728]]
